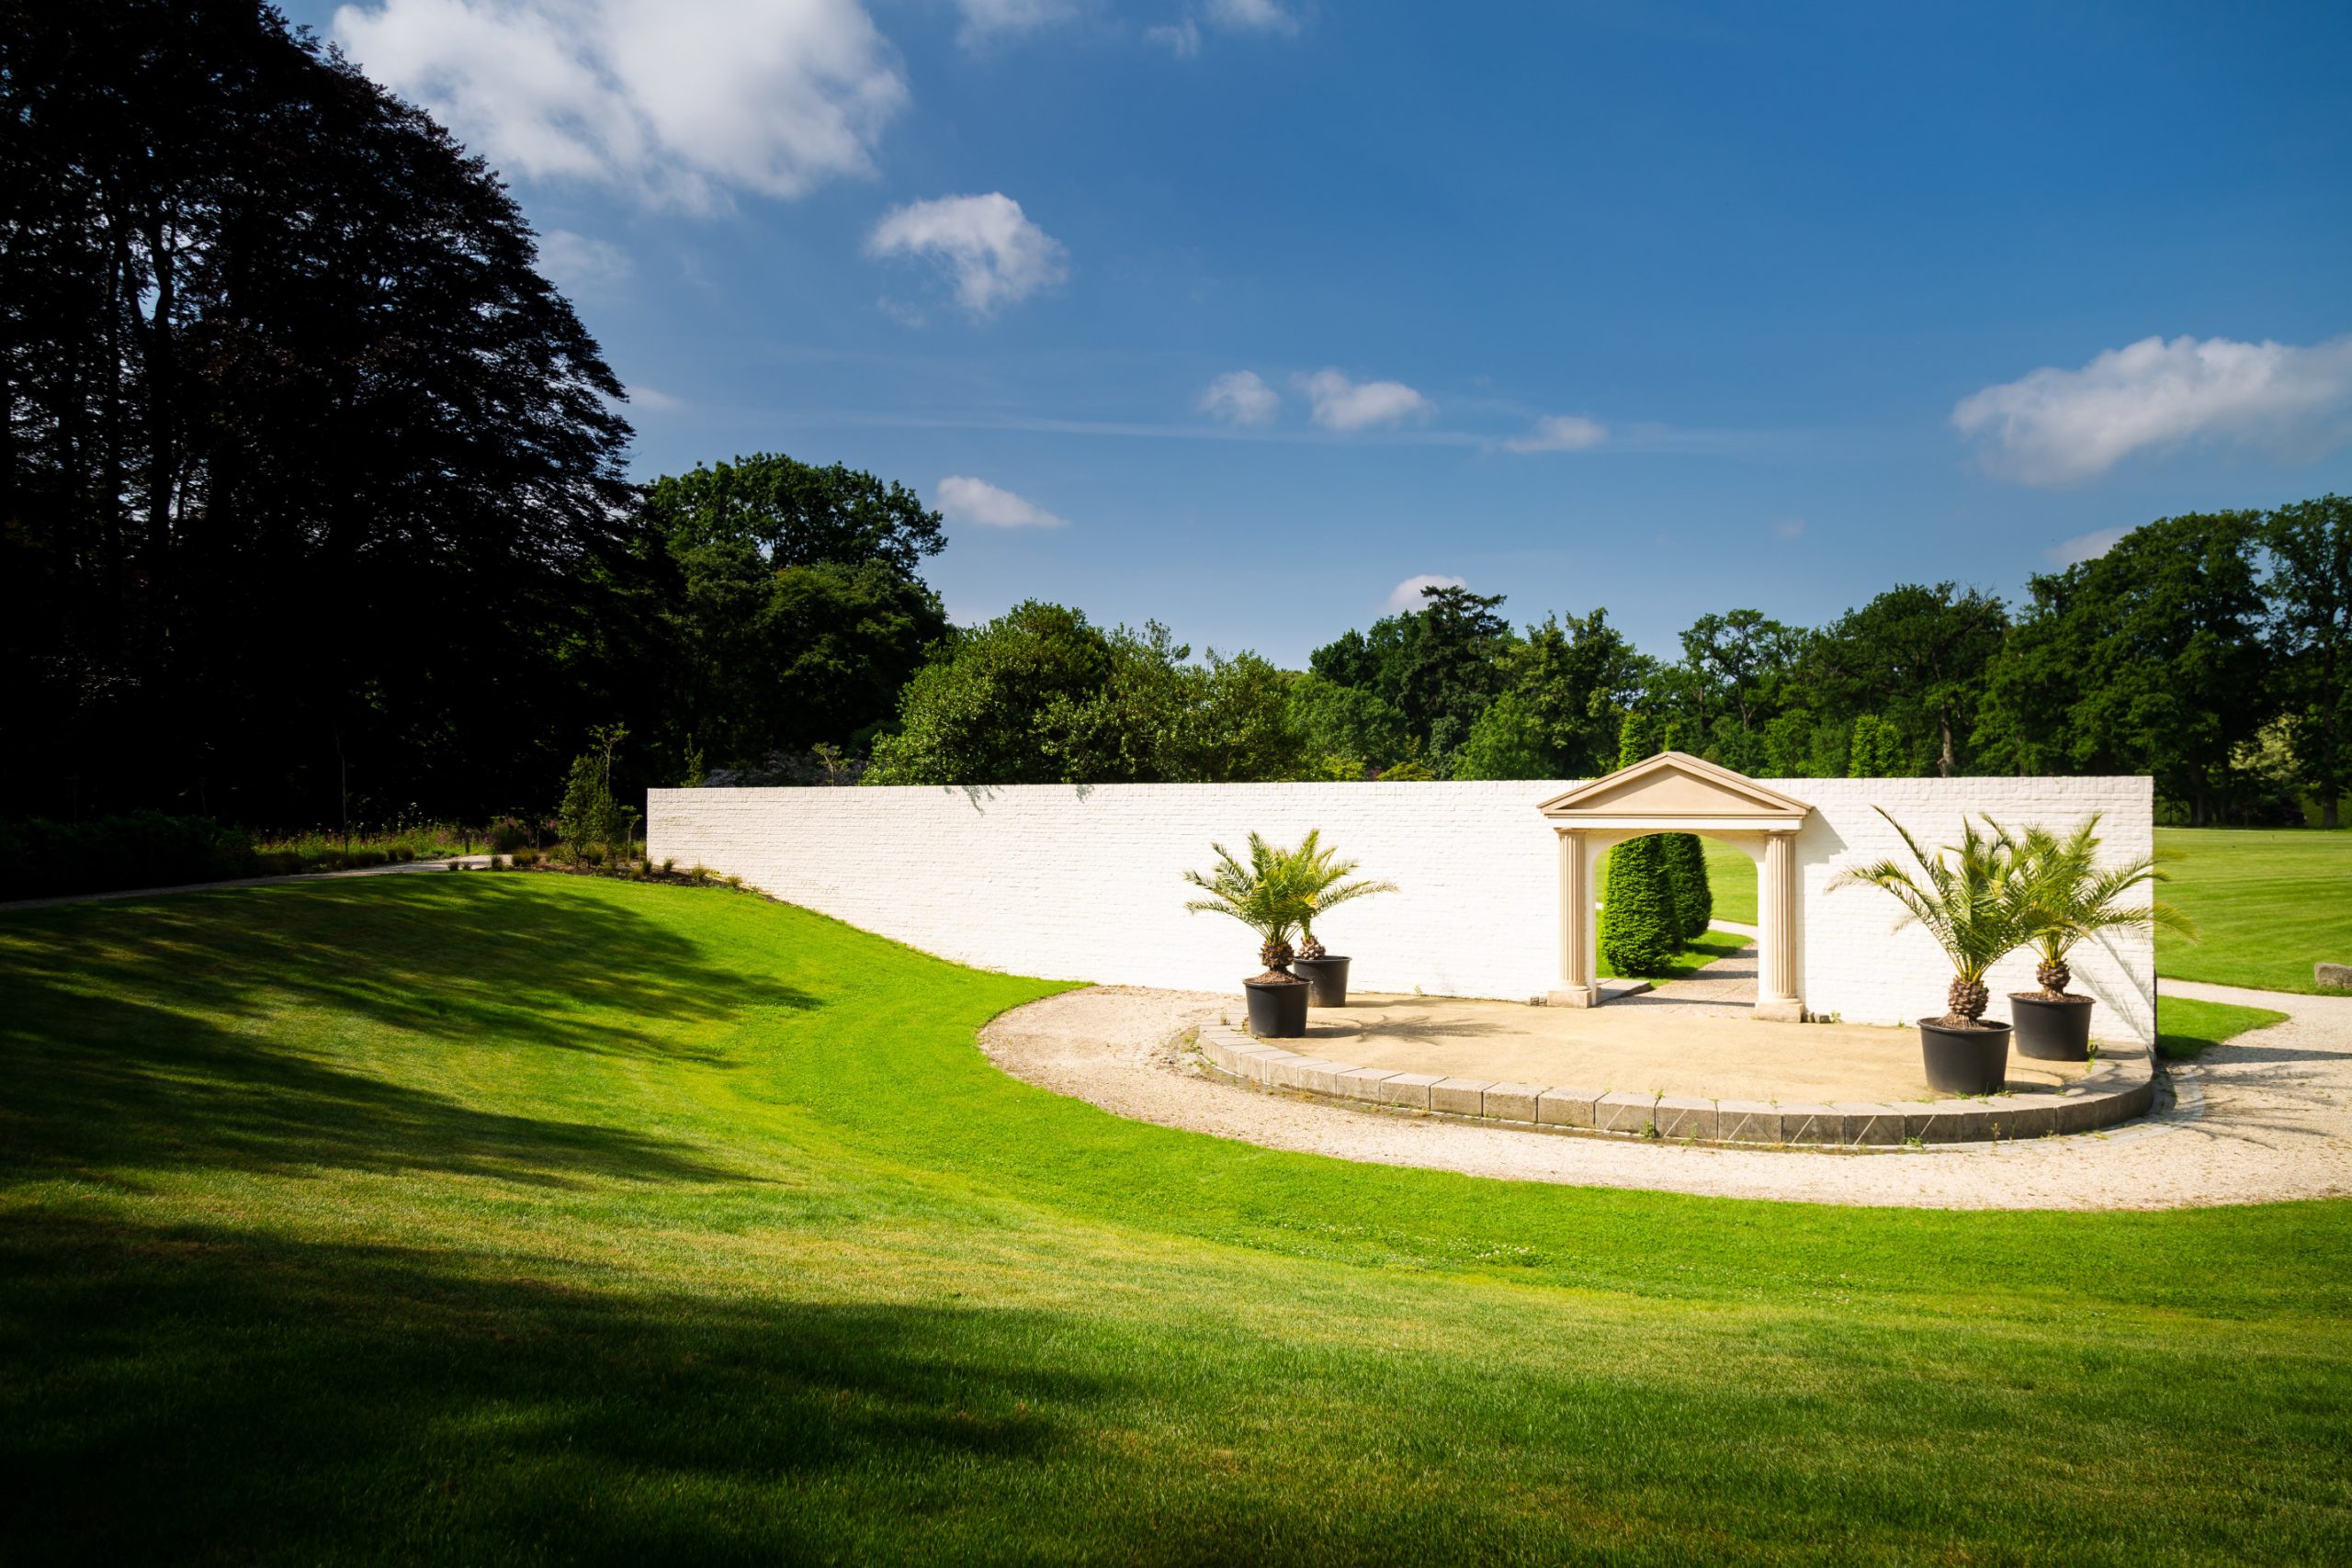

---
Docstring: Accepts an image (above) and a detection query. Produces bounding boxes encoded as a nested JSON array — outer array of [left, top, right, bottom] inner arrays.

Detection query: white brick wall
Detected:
[[649, 774, 2156, 1045]]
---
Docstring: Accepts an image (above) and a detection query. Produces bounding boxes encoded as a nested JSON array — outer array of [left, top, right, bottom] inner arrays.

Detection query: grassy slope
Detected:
[[2156, 827, 2352, 994], [3, 875, 2347, 1564]]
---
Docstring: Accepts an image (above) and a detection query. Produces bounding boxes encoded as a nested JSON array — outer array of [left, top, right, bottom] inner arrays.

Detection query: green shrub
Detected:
[[0, 813, 258, 899], [486, 817, 533, 853], [1601, 834, 1681, 976], [1665, 833, 1712, 939], [511, 848, 540, 869]]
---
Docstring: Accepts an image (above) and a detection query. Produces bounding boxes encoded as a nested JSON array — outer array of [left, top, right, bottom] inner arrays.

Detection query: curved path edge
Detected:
[[1194, 1020, 2153, 1147], [978, 986, 2352, 1210]]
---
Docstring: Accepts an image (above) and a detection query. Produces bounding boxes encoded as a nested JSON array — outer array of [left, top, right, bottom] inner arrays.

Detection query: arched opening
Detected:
[[1589, 829, 1761, 1012], [1536, 752, 1812, 1021]]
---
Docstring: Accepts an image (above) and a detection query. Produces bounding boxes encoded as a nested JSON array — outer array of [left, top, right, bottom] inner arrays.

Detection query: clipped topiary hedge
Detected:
[[1600, 833, 1681, 976], [1665, 832, 1712, 940]]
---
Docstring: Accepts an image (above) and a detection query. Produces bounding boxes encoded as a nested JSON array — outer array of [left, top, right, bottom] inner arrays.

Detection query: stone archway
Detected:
[[1536, 752, 1813, 1021]]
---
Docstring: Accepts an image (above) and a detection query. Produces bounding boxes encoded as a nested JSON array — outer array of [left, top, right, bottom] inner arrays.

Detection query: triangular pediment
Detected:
[[1537, 751, 1812, 823]]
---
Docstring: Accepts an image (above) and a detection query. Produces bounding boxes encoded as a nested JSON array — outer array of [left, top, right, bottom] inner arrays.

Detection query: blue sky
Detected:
[[294, 0, 2352, 664]]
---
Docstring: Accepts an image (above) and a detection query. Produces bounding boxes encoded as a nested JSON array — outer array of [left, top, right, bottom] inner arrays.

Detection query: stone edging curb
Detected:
[[1192, 1021, 2156, 1148]]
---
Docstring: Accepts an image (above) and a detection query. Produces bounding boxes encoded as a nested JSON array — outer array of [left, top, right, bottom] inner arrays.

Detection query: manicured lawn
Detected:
[[1701, 837, 1758, 924], [2155, 827, 2352, 995], [1597, 928, 1749, 983], [4, 875, 2349, 1562], [2157, 995, 2292, 1061]]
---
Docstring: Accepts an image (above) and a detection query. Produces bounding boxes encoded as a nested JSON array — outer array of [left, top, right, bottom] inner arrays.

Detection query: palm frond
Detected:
[[1829, 807, 2032, 982]]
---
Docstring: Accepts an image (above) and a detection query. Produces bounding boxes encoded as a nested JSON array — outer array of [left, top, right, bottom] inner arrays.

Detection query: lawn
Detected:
[[4, 875, 2348, 1562], [2155, 827, 2352, 994], [1597, 928, 1749, 983], [2157, 994, 2292, 1061]]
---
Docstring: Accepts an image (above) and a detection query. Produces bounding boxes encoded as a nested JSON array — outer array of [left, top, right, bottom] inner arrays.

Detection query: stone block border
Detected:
[[1192, 1022, 2155, 1148]]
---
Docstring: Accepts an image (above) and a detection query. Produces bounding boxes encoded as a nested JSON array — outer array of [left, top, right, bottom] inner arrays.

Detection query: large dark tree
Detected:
[[2265, 495, 2351, 827], [1978, 513, 2273, 823], [0, 1, 633, 825], [1807, 583, 2008, 776], [1308, 584, 1512, 770], [618, 454, 950, 774]]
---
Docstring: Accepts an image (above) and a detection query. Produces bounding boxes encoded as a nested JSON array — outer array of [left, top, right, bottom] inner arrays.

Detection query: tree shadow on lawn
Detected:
[[0, 1209, 1116, 1564], [0, 878, 809, 1186]]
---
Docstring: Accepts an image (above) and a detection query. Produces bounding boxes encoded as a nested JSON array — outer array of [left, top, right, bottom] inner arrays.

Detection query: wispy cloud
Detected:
[[535, 229, 632, 297], [1206, 0, 1296, 33], [332, 0, 907, 211], [2047, 526, 2124, 566], [1299, 368, 1431, 431], [1385, 573, 1464, 613], [1953, 333, 2352, 484], [866, 193, 1068, 317], [1502, 413, 1607, 453], [937, 475, 1069, 528], [953, 0, 1071, 46], [1199, 370, 1279, 425]]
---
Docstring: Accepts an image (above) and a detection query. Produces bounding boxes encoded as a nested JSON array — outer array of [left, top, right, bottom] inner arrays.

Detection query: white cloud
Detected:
[[1299, 368, 1431, 432], [535, 229, 631, 296], [866, 193, 1068, 316], [937, 475, 1069, 529], [1199, 370, 1279, 425], [1145, 18, 1201, 55], [2047, 526, 2125, 566], [1952, 333, 2352, 484], [1206, 0, 1296, 32], [331, 0, 906, 211], [955, 0, 1071, 44], [1773, 518, 1805, 540], [1502, 413, 1607, 453], [628, 384, 683, 411], [1385, 573, 1464, 613]]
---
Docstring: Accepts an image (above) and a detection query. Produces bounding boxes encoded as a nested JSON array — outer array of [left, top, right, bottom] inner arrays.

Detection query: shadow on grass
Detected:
[[0, 1209, 1113, 1564], [0, 877, 808, 1185]]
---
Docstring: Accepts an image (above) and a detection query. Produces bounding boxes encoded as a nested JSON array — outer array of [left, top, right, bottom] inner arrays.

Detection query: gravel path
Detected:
[[980, 982, 2352, 1210]]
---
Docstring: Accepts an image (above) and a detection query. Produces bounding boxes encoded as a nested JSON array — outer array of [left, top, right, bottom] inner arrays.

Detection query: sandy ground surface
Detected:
[[979, 969, 2352, 1210], [1315, 986, 2086, 1103]]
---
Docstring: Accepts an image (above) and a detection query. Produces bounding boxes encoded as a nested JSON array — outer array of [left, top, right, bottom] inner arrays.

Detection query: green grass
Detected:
[[2156, 994, 2293, 1061], [1597, 928, 1750, 983], [4, 876, 2349, 1563], [2155, 827, 2352, 994], [1596, 839, 1758, 926], [1701, 837, 1758, 924]]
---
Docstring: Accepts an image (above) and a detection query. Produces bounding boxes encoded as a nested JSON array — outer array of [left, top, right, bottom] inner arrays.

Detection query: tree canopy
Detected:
[[0, 0, 632, 824]]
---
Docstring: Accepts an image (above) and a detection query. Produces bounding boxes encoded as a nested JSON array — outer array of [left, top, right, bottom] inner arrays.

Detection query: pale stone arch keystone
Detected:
[[1536, 750, 1813, 1021]]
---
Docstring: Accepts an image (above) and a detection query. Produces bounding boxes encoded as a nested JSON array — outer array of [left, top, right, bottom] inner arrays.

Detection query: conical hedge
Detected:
[[1600, 833, 1681, 976], [1664, 831, 1712, 940], [1599, 713, 1684, 975]]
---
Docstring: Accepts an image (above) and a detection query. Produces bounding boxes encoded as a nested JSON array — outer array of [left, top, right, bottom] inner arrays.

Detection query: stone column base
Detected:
[[1546, 986, 1599, 1009], [1751, 998, 1804, 1023]]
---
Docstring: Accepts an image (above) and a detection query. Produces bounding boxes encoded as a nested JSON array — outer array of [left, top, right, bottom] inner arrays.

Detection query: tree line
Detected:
[[860, 499, 2346, 829], [5, 2, 2345, 837]]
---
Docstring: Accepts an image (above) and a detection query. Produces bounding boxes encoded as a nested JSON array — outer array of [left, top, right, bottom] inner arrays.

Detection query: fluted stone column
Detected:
[[1547, 829, 1598, 1008], [1755, 829, 1804, 1021]]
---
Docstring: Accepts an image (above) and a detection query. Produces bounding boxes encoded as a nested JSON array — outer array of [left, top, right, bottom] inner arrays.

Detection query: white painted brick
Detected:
[[647, 775, 2157, 1046]]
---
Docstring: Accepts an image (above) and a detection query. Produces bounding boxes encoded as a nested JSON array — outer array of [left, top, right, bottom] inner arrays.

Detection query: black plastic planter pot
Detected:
[[1243, 976, 1310, 1038], [1290, 955, 1351, 1008], [2010, 993, 2096, 1061], [1918, 1018, 2012, 1095]]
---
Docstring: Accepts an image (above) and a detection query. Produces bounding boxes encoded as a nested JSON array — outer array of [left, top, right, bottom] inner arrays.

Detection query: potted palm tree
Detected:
[[1183, 833, 1315, 1038], [1286, 830, 1397, 1007], [1831, 810, 2031, 1095], [1999, 816, 2195, 1060]]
